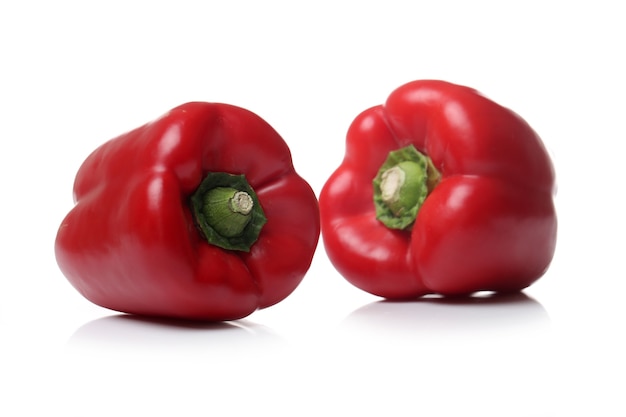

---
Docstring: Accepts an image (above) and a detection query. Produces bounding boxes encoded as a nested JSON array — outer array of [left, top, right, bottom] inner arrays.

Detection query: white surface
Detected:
[[1, 1, 624, 416]]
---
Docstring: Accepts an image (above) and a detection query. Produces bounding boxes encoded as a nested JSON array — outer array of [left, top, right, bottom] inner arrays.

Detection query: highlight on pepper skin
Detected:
[[319, 79, 557, 299], [55, 102, 321, 321]]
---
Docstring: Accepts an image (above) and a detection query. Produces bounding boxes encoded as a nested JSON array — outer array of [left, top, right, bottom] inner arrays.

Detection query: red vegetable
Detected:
[[55, 102, 320, 321], [320, 80, 557, 298]]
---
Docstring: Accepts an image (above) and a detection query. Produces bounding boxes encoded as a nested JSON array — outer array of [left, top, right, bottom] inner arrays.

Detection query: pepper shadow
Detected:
[[67, 313, 285, 355], [341, 291, 551, 343]]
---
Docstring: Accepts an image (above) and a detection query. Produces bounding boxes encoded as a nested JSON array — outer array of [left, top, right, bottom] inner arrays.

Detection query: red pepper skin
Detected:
[[320, 80, 557, 299], [55, 103, 320, 321]]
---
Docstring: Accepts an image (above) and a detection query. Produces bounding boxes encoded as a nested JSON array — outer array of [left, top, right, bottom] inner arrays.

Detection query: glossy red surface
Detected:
[[55, 103, 320, 320], [320, 80, 557, 298]]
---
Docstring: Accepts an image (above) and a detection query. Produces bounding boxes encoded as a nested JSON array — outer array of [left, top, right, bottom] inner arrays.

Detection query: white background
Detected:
[[1, 1, 625, 415]]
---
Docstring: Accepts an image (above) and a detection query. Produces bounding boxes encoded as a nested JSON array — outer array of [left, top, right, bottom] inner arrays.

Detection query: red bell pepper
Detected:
[[320, 80, 557, 298], [55, 102, 320, 321]]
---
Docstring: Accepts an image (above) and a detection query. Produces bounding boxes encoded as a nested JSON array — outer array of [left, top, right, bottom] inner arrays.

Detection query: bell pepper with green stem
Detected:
[[55, 102, 320, 321], [320, 80, 557, 299]]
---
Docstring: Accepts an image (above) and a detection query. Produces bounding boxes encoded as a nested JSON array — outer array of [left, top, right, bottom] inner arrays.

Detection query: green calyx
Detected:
[[373, 145, 440, 230], [190, 172, 266, 252]]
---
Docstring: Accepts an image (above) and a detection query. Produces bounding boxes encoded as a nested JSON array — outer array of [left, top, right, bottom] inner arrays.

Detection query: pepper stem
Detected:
[[202, 187, 254, 238], [373, 145, 440, 230], [190, 173, 266, 252]]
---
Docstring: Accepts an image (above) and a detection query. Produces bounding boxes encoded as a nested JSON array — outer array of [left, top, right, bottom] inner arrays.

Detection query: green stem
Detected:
[[190, 172, 266, 252], [202, 187, 254, 237], [373, 145, 440, 230]]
